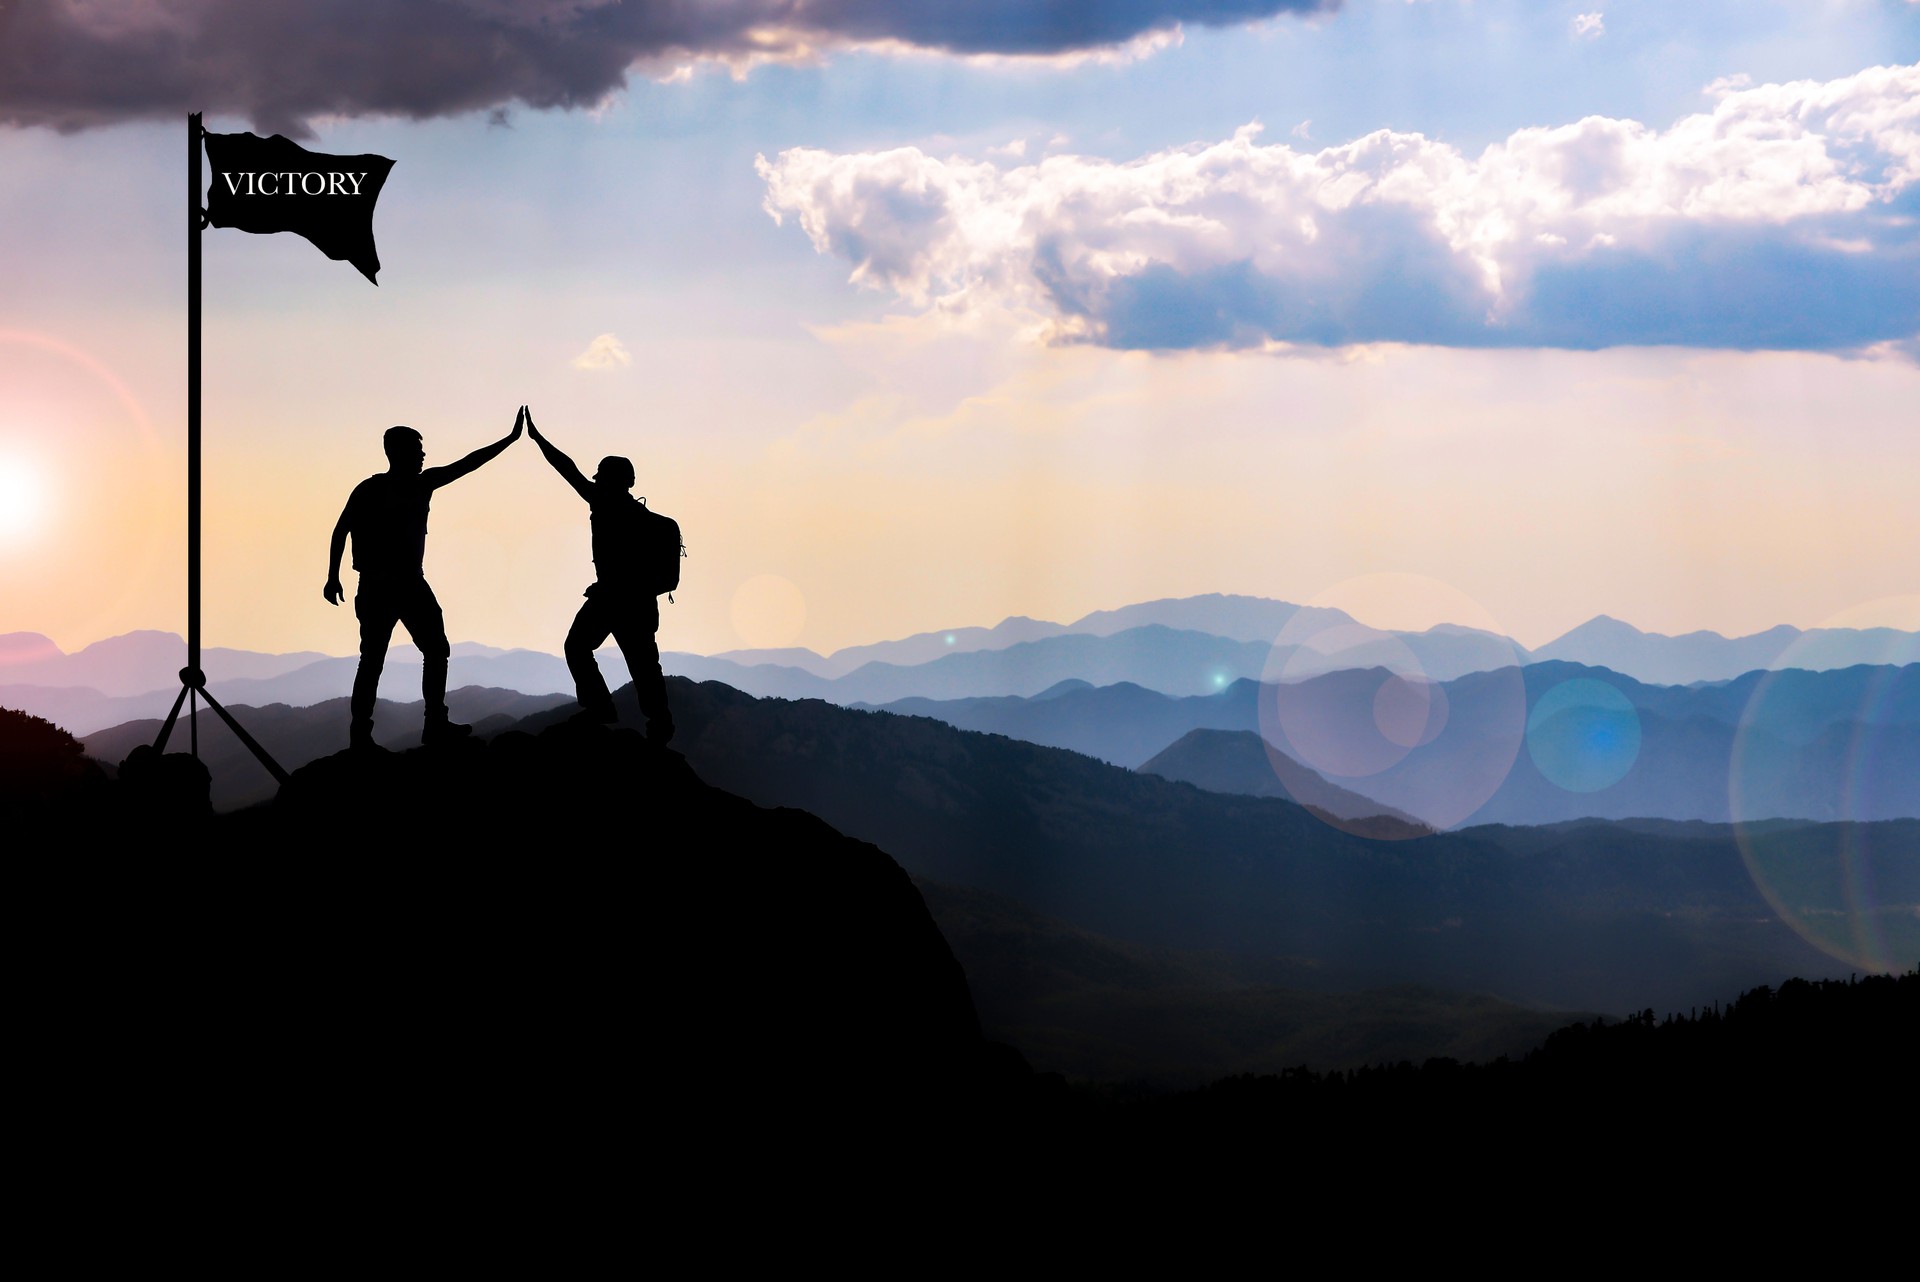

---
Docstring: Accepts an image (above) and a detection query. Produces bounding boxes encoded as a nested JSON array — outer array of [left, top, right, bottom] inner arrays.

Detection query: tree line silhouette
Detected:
[[1074, 969, 1917, 1159]]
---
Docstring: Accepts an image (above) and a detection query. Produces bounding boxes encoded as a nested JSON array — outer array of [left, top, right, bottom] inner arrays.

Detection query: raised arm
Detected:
[[525, 407, 594, 503], [422, 406, 524, 489]]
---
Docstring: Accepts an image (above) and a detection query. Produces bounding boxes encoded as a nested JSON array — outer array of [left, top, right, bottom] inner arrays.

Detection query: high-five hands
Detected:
[[524, 405, 543, 444]]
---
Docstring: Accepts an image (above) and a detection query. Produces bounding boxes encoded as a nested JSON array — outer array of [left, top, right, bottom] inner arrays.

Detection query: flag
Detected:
[[203, 131, 395, 284]]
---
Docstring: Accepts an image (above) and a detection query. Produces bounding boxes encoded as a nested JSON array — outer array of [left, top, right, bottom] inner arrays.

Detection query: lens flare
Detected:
[[1268, 625, 1430, 778], [0, 330, 168, 641], [1375, 672, 1448, 749], [1526, 678, 1641, 793], [1729, 595, 1920, 973], [1258, 574, 1527, 839]]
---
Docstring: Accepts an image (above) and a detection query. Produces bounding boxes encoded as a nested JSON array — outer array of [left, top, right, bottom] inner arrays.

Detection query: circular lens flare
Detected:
[[1526, 678, 1641, 794], [1258, 574, 1526, 839], [1269, 625, 1427, 778], [1375, 673, 1448, 749], [1729, 595, 1920, 973]]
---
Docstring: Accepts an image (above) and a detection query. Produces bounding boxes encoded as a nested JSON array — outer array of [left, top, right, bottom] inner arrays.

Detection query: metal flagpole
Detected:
[[188, 108, 202, 751], [152, 113, 288, 786]]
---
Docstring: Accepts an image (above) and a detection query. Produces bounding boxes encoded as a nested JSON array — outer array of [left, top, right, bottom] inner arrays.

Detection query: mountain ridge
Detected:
[[617, 678, 1914, 1012], [13, 714, 1033, 1138], [886, 661, 1920, 825], [9, 591, 1918, 729]]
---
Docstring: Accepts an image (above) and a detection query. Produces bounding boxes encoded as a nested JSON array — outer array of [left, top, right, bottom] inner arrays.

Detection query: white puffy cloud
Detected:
[[758, 63, 1920, 352], [570, 333, 632, 370], [1572, 13, 1604, 41]]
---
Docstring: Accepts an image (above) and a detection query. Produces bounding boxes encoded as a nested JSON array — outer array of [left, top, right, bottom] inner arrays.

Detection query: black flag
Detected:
[[203, 131, 395, 284]]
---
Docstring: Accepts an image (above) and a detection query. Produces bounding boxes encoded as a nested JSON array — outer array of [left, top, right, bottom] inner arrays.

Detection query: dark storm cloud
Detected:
[[797, 1, 1337, 55], [0, 0, 1340, 136]]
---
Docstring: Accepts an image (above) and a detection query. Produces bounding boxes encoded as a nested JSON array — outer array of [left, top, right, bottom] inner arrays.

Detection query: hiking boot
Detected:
[[569, 705, 618, 726], [422, 714, 472, 746], [647, 719, 676, 747], [350, 722, 389, 754]]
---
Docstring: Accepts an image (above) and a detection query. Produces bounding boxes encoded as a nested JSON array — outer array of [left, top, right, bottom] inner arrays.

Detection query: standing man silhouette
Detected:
[[325, 410, 522, 750], [525, 407, 676, 745]]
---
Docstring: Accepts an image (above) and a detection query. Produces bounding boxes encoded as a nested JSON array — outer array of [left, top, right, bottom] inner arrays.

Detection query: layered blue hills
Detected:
[[889, 660, 1920, 826]]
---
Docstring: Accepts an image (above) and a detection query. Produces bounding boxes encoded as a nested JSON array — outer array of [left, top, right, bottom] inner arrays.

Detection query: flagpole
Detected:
[[188, 110, 202, 736], [152, 112, 287, 787]]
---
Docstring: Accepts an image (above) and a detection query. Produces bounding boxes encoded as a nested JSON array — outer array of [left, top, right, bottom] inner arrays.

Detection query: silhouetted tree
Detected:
[[0, 706, 105, 808]]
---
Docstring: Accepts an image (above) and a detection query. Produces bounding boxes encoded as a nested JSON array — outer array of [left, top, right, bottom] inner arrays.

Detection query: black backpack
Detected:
[[635, 497, 684, 600]]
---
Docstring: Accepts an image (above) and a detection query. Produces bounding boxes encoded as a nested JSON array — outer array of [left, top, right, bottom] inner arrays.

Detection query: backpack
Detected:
[[635, 497, 685, 600]]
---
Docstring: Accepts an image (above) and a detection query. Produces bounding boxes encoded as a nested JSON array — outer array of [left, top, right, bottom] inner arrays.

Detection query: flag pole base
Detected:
[[151, 666, 290, 787]]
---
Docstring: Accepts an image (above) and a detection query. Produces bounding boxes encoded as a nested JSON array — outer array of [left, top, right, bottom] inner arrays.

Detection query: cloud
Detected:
[[1572, 13, 1604, 41], [0, 0, 1338, 136], [570, 332, 631, 370], [758, 63, 1920, 352]]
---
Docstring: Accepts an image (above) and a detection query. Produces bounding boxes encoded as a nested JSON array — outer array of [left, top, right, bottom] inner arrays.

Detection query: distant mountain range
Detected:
[[62, 648, 1918, 836], [7, 594, 1912, 717], [694, 594, 1917, 690], [899, 660, 1920, 825], [1, 629, 336, 697], [15, 590, 1920, 838], [706, 595, 1361, 676], [1534, 614, 1918, 685], [7, 593, 1917, 732], [633, 678, 1917, 1013], [684, 620, 1532, 704]]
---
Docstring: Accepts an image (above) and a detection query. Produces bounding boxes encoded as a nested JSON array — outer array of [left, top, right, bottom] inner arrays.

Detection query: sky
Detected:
[[2, 0, 1918, 661]]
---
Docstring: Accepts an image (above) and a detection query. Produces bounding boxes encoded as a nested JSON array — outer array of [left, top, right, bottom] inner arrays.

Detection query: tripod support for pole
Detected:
[[152, 665, 289, 786]]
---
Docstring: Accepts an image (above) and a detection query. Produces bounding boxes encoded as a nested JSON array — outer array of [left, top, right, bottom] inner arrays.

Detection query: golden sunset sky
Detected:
[[3, 1, 1917, 660]]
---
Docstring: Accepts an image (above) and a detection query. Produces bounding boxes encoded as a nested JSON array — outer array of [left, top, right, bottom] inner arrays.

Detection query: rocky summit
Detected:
[[18, 719, 1040, 1189]]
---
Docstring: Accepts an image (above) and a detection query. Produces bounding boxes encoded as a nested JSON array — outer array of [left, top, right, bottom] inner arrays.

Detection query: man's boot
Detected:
[[350, 719, 388, 754], [422, 708, 472, 746]]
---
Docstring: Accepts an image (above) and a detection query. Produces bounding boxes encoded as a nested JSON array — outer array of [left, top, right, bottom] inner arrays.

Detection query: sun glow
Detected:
[[0, 453, 51, 545]]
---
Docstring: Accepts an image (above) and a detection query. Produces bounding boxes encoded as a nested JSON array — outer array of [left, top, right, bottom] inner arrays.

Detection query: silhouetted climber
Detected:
[[525, 406, 678, 745], [325, 411, 522, 750]]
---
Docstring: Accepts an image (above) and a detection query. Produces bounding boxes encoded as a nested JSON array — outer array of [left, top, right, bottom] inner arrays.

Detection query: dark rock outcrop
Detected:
[[21, 721, 1036, 1169], [268, 720, 1002, 1105]]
